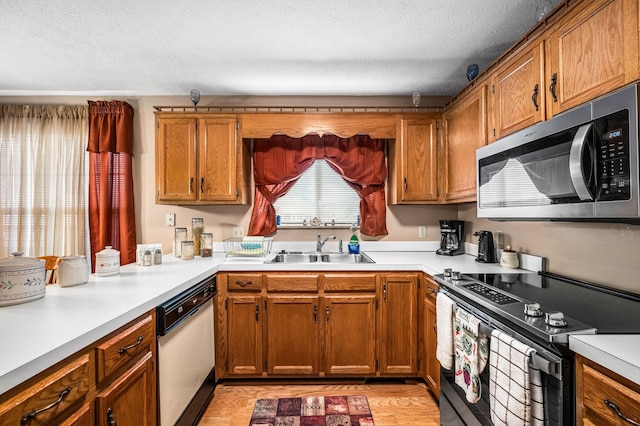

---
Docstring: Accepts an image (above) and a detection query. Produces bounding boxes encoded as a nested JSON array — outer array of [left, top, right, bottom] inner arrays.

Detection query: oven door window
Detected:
[[478, 125, 596, 208]]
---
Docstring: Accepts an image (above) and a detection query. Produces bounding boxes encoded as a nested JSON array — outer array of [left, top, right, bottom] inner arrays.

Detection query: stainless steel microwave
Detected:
[[476, 83, 640, 223]]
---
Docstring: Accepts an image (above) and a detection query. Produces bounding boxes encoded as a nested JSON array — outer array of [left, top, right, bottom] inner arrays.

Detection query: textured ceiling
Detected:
[[1, 0, 561, 97]]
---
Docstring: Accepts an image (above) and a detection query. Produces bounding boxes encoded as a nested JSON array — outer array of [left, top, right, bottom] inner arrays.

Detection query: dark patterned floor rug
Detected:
[[249, 395, 375, 426]]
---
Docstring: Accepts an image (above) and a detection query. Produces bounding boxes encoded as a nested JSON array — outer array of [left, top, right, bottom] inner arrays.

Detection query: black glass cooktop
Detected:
[[460, 272, 640, 334]]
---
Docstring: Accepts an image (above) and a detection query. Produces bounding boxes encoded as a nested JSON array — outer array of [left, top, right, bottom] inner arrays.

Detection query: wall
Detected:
[[0, 94, 457, 255], [458, 203, 640, 294]]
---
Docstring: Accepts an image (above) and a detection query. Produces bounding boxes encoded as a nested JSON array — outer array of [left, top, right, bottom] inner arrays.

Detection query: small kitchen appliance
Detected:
[[436, 220, 465, 256], [473, 230, 496, 263]]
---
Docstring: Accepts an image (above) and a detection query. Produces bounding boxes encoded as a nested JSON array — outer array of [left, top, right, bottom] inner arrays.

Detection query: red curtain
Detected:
[[248, 134, 322, 236], [87, 101, 137, 271], [248, 134, 388, 237]]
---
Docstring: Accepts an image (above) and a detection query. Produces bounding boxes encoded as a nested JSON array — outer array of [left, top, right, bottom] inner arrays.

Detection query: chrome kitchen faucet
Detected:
[[316, 234, 336, 252]]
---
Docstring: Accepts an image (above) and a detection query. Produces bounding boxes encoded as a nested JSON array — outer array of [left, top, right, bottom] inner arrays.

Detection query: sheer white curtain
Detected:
[[0, 105, 89, 258]]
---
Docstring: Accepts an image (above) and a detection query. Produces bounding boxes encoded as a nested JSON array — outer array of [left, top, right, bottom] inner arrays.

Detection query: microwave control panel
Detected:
[[596, 112, 630, 201]]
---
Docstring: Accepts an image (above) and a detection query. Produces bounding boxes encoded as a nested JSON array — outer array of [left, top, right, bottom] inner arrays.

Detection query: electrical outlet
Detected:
[[418, 226, 427, 238], [165, 213, 175, 227], [495, 230, 504, 248], [232, 227, 244, 237]]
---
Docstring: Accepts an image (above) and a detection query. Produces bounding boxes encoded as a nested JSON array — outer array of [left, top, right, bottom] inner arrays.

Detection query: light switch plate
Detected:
[[232, 227, 244, 237], [419, 226, 427, 238], [165, 213, 175, 227]]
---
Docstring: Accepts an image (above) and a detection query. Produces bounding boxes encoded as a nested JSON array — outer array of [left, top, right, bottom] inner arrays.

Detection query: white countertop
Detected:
[[0, 243, 632, 396], [569, 335, 640, 386]]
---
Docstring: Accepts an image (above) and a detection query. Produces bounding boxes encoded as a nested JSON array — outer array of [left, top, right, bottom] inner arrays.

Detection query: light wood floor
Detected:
[[198, 381, 439, 425]]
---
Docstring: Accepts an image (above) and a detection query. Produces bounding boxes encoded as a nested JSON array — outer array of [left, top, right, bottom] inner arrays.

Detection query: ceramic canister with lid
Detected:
[[500, 245, 520, 269], [0, 252, 46, 306], [95, 246, 120, 276]]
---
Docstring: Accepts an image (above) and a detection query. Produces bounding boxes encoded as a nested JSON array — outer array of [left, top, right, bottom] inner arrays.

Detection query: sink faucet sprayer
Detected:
[[316, 234, 336, 252]]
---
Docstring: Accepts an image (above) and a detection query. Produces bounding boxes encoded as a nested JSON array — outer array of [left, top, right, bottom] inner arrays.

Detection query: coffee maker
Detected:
[[436, 220, 465, 256]]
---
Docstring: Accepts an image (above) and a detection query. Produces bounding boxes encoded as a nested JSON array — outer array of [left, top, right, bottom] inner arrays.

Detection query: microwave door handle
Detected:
[[569, 123, 594, 201]]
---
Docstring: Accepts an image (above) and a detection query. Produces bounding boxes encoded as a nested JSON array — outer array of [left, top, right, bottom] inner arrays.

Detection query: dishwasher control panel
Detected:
[[157, 275, 217, 335]]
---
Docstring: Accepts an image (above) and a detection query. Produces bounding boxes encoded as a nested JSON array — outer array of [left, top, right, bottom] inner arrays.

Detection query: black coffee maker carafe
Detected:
[[436, 220, 465, 256], [474, 230, 496, 263]]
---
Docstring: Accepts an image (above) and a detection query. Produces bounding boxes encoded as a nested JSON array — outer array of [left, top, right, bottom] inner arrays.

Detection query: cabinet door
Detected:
[[443, 84, 487, 202], [423, 277, 440, 397], [155, 117, 198, 202], [266, 296, 319, 375], [96, 351, 156, 426], [198, 115, 240, 202], [491, 42, 546, 141], [227, 295, 263, 376], [547, 0, 639, 116], [378, 274, 418, 375], [60, 402, 94, 426], [389, 116, 438, 204], [324, 295, 376, 375]]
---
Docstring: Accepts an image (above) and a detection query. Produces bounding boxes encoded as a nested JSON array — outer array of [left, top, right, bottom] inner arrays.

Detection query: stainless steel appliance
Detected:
[[434, 271, 640, 425], [436, 220, 465, 256], [476, 83, 640, 222], [157, 276, 217, 426]]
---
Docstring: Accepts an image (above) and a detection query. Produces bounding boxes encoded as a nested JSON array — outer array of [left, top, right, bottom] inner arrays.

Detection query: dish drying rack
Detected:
[[224, 237, 273, 257]]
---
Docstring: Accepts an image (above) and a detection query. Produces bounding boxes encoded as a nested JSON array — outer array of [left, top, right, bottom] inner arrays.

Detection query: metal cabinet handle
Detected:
[[106, 407, 118, 426], [326, 306, 330, 322], [383, 284, 387, 302], [549, 73, 558, 103], [403, 178, 408, 192], [200, 177, 204, 192], [532, 84, 539, 111], [313, 305, 317, 323], [189, 177, 194, 194], [21, 387, 72, 424], [604, 399, 640, 425], [255, 305, 259, 323], [434, 322, 437, 332], [119, 335, 144, 354], [235, 280, 253, 287]]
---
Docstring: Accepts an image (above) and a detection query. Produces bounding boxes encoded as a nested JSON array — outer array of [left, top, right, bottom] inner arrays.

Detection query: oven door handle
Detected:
[[452, 302, 560, 376]]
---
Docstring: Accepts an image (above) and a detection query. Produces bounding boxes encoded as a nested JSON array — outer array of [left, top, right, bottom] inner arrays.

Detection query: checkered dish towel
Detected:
[[454, 308, 489, 403], [489, 329, 544, 426]]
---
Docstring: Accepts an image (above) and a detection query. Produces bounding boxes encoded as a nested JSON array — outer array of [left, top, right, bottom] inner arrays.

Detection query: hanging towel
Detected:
[[435, 292, 455, 370], [453, 308, 489, 403], [489, 329, 545, 426]]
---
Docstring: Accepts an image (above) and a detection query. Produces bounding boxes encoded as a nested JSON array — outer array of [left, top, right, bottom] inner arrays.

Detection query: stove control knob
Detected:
[[545, 311, 567, 327], [443, 268, 452, 278], [524, 303, 543, 317], [452, 271, 461, 280]]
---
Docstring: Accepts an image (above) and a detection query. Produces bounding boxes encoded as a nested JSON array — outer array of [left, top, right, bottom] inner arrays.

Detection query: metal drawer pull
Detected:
[[604, 399, 640, 425], [21, 386, 72, 424], [235, 280, 253, 287], [119, 335, 144, 354], [107, 407, 118, 426]]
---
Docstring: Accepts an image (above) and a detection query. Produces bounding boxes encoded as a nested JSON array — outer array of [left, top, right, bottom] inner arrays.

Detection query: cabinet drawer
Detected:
[[266, 274, 319, 292], [227, 273, 262, 291], [96, 314, 154, 383], [0, 353, 93, 425], [324, 273, 376, 292], [582, 362, 640, 425]]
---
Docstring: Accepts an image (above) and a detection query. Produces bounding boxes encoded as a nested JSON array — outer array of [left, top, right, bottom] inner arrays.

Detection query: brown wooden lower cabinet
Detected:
[[218, 271, 425, 380], [423, 275, 440, 397], [0, 311, 157, 426]]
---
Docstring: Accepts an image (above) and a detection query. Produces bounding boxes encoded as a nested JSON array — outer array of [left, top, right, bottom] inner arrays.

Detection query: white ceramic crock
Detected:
[[500, 246, 520, 269], [58, 255, 89, 287], [95, 246, 120, 276], [0, 252, 46, 306]]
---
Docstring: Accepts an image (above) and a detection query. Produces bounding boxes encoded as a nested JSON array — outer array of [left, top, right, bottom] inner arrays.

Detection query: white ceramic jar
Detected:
[[57, 255, 89, 287], [95, 246, 120, 276], [0, 252, 46, 306], [500, 246, 520, 269]]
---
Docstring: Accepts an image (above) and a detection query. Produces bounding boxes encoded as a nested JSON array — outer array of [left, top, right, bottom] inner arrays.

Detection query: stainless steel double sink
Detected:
[[265, 251, 375, 264]]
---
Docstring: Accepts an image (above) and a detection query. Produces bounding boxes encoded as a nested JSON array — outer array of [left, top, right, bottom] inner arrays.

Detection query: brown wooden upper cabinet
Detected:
[[490, 40, 546, 141], [155, 113, 251, 205], [546, 0, 639, 117], [388, 115, 439, 204], [443, 84, 488, 202]]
